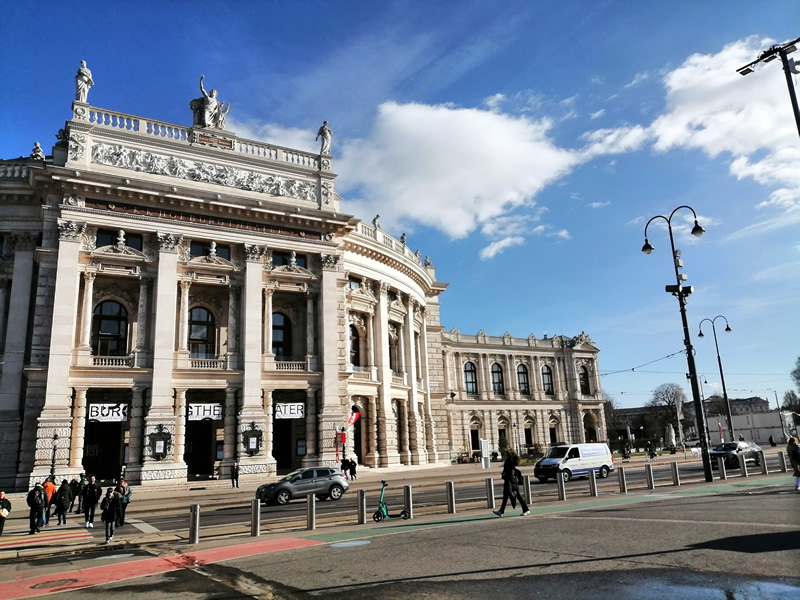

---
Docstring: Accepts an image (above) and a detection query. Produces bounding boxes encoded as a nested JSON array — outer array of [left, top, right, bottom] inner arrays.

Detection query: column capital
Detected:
[[157, 232, 183, 251], [57, 220, 86, 241]]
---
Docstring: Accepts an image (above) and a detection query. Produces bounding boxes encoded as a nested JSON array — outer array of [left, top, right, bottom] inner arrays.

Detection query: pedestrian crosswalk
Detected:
[[0, 524, 93, 550]]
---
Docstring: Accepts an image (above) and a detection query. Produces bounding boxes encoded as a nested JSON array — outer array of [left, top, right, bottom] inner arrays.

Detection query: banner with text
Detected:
[[275, 403, 305, 419], [87, 403, 129, 422], [188, 403, 223, 421]]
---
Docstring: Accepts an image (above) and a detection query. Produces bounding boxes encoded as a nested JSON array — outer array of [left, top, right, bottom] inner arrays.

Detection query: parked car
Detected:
[[709, 441, 762, 469], [255, 467, 349, 505]]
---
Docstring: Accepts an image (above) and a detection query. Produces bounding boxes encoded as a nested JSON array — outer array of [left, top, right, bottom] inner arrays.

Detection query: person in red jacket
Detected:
[[42, 478, 56, 526]]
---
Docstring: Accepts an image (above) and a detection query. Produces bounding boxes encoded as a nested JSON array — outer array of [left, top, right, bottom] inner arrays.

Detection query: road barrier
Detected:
[[189, 504, 200, 544], [250, 499, 260, 537], [485, 478, 495, 509], [738, 453, 749, 478], [645, 464, 655, 490], [779, 452, 788, 472], [618, 466, 627, 494], [306, 494, 316, 530], [523, 475, 532, 505], [556, 472, 566, 501], [717, 457, 727, 479], [357, 490, 367, 524], [446, 481, 456, 513], [404, 485, 414, 519], [671, 462, 681, 486], [588, 470, 598, 497], [759, 451, 769, 475]]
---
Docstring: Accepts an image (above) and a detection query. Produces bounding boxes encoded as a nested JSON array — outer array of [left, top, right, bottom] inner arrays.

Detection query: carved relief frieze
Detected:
[[63, 193, 85, 207], [90, 142, 318, 203], [69, 133, 86, 161], [58, 220, 87, 241], [320, 253, 341, 271], [244, 244, 267, 262], [321, 181, 333, 204], [157, 233, 184, 252]]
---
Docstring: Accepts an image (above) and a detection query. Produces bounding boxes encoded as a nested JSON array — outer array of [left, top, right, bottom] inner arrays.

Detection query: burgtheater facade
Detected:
[[0, 71, 605, 490]]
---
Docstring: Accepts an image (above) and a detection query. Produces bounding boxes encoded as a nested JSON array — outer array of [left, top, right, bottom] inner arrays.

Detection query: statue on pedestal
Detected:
[[30, 142, 45, 160], [75, 61, 94, 103], [316, 121, 332, 154], [189, 75, 230, 129]]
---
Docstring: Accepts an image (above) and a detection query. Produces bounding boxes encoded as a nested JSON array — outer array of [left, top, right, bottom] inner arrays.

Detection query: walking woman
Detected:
[[492, 450, 529, 517], [100, 488, 122, 543]]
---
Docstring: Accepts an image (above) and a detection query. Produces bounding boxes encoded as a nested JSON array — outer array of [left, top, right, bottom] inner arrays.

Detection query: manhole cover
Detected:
[[330, 540, 371, 548], [93, 553, 136, 560], [31, 579, 78, 589]]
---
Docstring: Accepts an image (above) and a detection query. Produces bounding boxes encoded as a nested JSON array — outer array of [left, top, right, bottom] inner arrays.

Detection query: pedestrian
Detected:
[[0, 491, 11, 537], [82, 474, 102, 528], [787, 437, 800, 492], [68, 477, 80, 512], [42, 477, 56, 526], [341, 458, 350, 480], [231, 462, 240, 489], [100, 487, 122, 543], [53, 479, 73, 526], [769, 435, 777, 447], [492, 450, 529, 517], [739, 434, 745, 442], [75, 473, 87, 514], [26, 482, 47, 535], [349, 458, 357, 481], [114, 478, 132, 526]]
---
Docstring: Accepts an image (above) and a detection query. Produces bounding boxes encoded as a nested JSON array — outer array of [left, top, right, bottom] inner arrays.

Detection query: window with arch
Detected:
[[91, 301, 128, 356], [517, 364, 530, 395], [579, 366, 591, 395], [491, 363, 505, 395], [349, 324, 361, 367], [542, 365, 554, 395], [272, 312, 292, 360], [464, 361, 477, 394], [189, 307, 215, 359]]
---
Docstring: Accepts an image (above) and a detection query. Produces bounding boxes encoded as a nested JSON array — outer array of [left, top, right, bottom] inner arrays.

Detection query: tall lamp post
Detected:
[[50, 433, 59, 480], [737, 37, 800, 139], [641, 205, 713, 482], [698, 316, 734, 442]]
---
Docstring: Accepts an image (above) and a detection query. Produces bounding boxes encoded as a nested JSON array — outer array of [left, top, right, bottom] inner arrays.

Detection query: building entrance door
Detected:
[[185, 419, 215, 479], [84, 421, 123, 482]]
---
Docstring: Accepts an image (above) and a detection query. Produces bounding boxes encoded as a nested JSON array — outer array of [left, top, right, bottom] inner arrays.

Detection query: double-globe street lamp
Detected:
[[698, 316, 735, 443], [50, 433, 59, 480], [642, 205, 713, 482]]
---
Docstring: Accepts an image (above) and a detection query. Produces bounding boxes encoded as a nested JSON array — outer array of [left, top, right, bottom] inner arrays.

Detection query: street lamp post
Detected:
[[642, 205, 713, 482], [737, 36, 800, 139], [50, 433, 59, 480], [698, 316, 734, 442]]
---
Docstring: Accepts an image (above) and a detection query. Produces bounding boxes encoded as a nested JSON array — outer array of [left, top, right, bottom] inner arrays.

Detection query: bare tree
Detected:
[[646, 383, 686, 442], [791, 357, 800, 390], [783, 390, 800, 429]]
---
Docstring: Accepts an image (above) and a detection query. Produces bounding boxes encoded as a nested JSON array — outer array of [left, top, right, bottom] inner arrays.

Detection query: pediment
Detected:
[[90, 244, 148, 264]]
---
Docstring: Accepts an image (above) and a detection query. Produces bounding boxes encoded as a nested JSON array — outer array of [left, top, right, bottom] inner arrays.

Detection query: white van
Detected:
[[533, 443, 614, 482]]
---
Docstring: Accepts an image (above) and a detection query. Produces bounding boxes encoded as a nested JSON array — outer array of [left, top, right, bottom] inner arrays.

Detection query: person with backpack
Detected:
[[53, 479, 74, 525], [82, 475, 102, 528], [492, 449, 529, 517], [75, 473, 87, 514], [114, 478, 132, 526], [26, 482, 47, 534], [0, 491, 12, 537], [100, 487, 122, 543], [68, 477, 80, 512]]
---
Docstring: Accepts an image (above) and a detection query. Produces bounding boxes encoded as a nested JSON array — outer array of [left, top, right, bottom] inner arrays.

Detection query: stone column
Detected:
[[135, 277, 149, 366], [263, 289, 273, 355], [77, 271, 96, 349], [173, 388, 187, 462], [302, 388, 317, 465], [418, 309, 436, 461], [479, 354, 489, 400], [366, 312, 376, 379], [263, 390, 274, 461], [69, 388, 88, 469], [403, 299, 421, 463], [506, 354, 518, 399], [305, 291, 315, 362], [223, 387, 236, 464], [127, 387, 144, 469], [227, 285, 238, 368], [373, 282, 400, 466], [177, 280, 191, 351]]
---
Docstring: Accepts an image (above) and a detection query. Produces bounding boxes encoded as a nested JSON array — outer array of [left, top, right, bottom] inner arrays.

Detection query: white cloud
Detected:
[[590, 109, 606, 120], [484, 93, 506, 112], [338, 101, 579, 240], [225, 117, 315, 153], [588, 201, 610, 209], [624, 72, 649, 88], [580, 125, 650, 158], [479, 236, 525, 260]]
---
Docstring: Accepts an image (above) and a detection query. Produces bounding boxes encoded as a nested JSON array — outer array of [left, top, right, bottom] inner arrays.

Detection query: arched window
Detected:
[[517, 364, 530, 395], [464, 361, 477, 394], [349, 324, 360, 367], [491, 363, 505, 395], [272, 312, 292, 360], [579, 366, 591, 395], [92, 301, 128, 356], [189, 307, 215, 359], [542, 365, 554, 395]]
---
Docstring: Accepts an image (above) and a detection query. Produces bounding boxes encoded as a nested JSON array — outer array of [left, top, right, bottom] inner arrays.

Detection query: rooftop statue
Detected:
[[316, 121, 332, 154], [189, 75, 230, 129], [30, 142, 45, 160], [75, 60, 94, 103]]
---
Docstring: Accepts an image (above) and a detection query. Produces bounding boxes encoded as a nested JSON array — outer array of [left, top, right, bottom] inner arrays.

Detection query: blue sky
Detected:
[[3, 1, 799, 409]]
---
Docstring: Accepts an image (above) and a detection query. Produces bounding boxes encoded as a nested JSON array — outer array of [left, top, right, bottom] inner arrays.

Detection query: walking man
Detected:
[[100, 488, 122, 543], [231, 462, 240, 489], [0, 491, 12, 537], [82, 475, 102, 528], [75, 473, 87, 514], [26, 482, 46, 534], [114, 478, 132, 525], [492, 450, 529, 517]]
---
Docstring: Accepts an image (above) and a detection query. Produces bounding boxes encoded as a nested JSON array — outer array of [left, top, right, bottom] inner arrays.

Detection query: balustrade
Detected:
[[0, 164, 27, 180], [275, 361, 306, 371], [91, 355, 133, 367], [189, 358, 227, 370]]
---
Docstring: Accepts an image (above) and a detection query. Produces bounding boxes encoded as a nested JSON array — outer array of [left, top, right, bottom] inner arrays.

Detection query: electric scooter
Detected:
[[372, 480, 410, 522]]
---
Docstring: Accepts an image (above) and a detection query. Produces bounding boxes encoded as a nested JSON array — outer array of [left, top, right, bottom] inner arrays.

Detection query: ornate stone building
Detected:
[[0, 73, 605, 490]]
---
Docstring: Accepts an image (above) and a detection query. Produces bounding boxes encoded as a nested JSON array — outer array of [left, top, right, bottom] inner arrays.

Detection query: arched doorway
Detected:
[[583, 412, 599, 442]]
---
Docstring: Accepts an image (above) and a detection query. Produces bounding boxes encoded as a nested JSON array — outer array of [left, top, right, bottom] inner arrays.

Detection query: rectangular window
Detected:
[[272, 251, 306, 268], [348, 278, 361, 290], [191, 240, 230, 260], [524, 428, 533, 446], [470, 429, 480, 451], [96, 229, 143, 251]]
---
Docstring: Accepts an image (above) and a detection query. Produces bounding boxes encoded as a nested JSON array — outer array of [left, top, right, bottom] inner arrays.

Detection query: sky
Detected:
[[2, 1, 799, 409]]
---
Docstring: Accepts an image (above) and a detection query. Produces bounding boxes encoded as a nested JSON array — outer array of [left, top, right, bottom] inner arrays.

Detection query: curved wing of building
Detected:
[[0, 86, 605, 489]]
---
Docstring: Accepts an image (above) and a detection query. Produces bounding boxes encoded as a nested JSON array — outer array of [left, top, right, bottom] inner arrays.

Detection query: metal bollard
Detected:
[[759, 451, 768, 475], [556, 472, 567, 501], [618, 466, 627, 494], [523, 475, 532, 505], [645, 464, 655, 489], [485, 478, 495, 509], [250, 499, 261, 537], [306, 493, 316, 530], [446, 481, 456, 513], [189, 503, 200, 544], [671, 462, 681, 486], [588, 470, 598, 497], [357, 490, 367, 524], [738, 454, 749, 478], [404, 485, 414, 519], [779, 452, 788, 472], [717, 456, 727, 480]]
